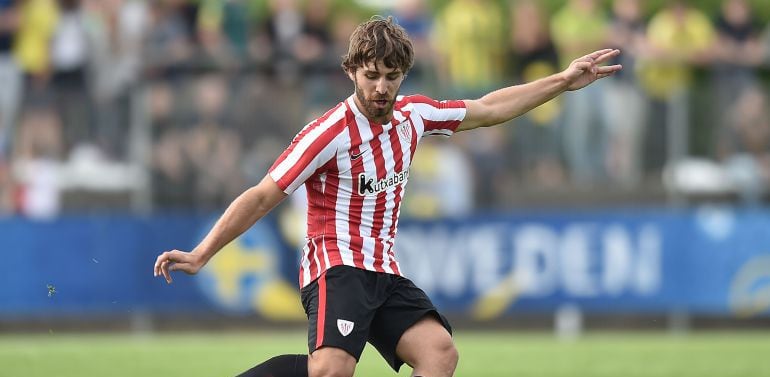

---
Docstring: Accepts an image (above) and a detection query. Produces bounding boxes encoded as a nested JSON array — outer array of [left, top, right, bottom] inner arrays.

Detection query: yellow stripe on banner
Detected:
[[471, 273, 521, 321]]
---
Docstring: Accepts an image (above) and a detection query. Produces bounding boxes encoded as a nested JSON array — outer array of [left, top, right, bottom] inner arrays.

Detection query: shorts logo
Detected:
[[396, 120, 412, 141], [337, 319, 354, 337]]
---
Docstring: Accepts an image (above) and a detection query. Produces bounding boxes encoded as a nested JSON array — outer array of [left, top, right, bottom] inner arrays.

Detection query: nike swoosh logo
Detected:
[[351, 151, 365, 160]]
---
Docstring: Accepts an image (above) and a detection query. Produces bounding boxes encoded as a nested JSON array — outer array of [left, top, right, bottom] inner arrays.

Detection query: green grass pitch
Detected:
[[2, 330, 770, 376]]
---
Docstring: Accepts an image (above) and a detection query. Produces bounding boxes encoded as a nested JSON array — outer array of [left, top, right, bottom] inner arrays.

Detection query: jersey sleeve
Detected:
[[406, 95, 467, 138], [268, 107, 346, 194]]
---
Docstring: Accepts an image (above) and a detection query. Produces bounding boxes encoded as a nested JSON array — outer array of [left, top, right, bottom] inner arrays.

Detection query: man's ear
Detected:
[[346, 68, 356, 82]]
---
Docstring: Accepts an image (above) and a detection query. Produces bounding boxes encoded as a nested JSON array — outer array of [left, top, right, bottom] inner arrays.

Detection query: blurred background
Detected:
[[2, 0, 770, 375]]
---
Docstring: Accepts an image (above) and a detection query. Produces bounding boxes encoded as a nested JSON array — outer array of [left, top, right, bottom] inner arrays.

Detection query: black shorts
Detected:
[[300, 265, 452, 371]]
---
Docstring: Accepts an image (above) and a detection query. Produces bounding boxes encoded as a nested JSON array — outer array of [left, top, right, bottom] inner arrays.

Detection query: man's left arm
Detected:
[[458, 49, 622, 132]]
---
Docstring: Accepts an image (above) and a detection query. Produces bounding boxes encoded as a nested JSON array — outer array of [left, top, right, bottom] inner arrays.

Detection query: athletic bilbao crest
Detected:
[[396, 120, 412, 141], [337, 319, 354, 336]]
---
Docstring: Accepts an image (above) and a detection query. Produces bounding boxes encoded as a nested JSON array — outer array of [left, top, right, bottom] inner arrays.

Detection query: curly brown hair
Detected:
[[341, 16, 414, 74]]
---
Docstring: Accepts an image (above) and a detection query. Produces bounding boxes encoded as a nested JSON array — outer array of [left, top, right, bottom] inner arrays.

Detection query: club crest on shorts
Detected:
[[396, 120, 412, 142], [337, 319, 354, 337]]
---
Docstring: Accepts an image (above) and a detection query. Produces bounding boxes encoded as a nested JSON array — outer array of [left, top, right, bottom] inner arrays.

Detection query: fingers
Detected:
[[154, 251, 171, 277], [596, 65, 623, 79], [596, 64, 623, 74], [575, 49, 620, 67], [593, 49, 621, 64], [572, 52, 622, 75], [161, 259, 173, 284], [153, 252, 167, 277], [573, 49, 609, 64], [586, 48, 617, 62], [154, 250, 188, 284]]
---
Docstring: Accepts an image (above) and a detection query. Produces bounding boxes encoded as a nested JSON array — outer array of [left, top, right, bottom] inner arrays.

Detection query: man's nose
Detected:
[[375, 78, 388, 94]]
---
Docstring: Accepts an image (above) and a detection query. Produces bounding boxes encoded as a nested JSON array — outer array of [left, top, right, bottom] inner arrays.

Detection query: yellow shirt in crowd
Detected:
[[14, 0, 59, 75], [433, 0, 505, 94], [550, 3, 608, 70], [637, 8, 715, 100]]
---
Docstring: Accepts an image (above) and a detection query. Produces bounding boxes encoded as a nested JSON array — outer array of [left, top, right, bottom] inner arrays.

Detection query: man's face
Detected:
[[349, 60, 405, 123]]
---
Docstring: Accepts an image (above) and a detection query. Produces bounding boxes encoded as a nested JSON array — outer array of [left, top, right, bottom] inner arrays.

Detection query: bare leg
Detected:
[[395, 316, 458, 377], [307, 346, 357, 377]]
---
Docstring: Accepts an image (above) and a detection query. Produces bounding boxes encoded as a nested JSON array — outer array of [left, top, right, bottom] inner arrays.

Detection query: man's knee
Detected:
[[307, 347, 356, 377], [433, 340, 459, 370], [396, 316, 458, 375], [409, 338, 459, 374]]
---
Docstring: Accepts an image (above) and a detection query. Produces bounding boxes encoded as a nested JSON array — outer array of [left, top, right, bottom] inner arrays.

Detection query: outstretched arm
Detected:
[[153, 174, 288, 283], [457, 49, 622, 132]]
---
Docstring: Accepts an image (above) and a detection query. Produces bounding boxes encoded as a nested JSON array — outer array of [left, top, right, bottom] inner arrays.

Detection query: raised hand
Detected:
[[563, 49, 623, 91]]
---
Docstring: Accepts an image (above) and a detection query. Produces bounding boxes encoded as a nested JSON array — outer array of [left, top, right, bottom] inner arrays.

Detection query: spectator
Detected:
[[295, 0, 334, 107], [391, 0, 434, 94], [11, 104, 64, 218], [49, 0, 97, 153], [296, 0, 332, 68], [147, 80, 176, 139], [710, 0, 764, 145], [322, 10, 362, 106], [550, 0, 610, 186], [185, 73, 245, 210], [12, 104, 64, 165], [604, 0, 648, 186], [432, 0, 508, 207], [637, 0, 715, 174], [0, 156, 11, 214], [13, 0, 58, 91], [143, 0, 195, 79], [195, 0, 251, 70], [403, 136, 474, 218], [0, 0, 22, 158], [220, 0, 251, 60], [432, 0, 505, 98], [88, 0, 148, 160], [717, 86, 770, 204], [151, 127, 195, 209], [507, 0, 565, 188], [263, 0, 305, 85], [763, 24, 770, 65]]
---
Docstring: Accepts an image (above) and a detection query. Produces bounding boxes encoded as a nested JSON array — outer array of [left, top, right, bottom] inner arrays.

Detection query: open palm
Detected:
[[564, 49, 623, 91]]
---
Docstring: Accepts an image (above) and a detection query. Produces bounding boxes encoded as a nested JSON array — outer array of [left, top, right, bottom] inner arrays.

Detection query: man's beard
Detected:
[[354, 79, 400, 121]]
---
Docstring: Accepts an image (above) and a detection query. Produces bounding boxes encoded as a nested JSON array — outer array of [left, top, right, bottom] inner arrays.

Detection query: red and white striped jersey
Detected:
[[269, 94, 466, 288]]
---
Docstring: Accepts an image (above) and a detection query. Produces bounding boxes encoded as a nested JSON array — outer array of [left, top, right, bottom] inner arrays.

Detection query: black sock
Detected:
[[236, 354, 308, 377]]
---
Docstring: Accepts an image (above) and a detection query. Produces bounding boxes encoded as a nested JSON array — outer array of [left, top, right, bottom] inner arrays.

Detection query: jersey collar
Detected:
[[346, 95, 406, 127]]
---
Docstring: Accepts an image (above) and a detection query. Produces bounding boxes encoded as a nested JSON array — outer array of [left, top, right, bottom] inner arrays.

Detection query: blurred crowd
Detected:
[[0, 0, 769, 218]]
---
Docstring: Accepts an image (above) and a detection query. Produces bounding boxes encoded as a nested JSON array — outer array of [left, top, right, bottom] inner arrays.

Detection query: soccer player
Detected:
[[153, 16, 621, 377]]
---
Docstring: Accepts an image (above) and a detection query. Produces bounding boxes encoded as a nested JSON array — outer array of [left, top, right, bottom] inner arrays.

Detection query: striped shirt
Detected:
[[269, 94, 467, 288]]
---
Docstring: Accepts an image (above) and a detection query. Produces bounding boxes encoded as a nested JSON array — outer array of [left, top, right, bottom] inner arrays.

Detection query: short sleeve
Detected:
[[269, 106, 346, 194], [406, 95, 466, 138]]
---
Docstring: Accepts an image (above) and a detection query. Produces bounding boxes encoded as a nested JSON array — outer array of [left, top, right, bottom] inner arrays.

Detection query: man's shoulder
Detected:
[[397, 94, 466, 113], [397, 94, 433, 103], [308, 101, 351, 129], [292, 101, 351, 145], [396, 94, 439, 110]]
